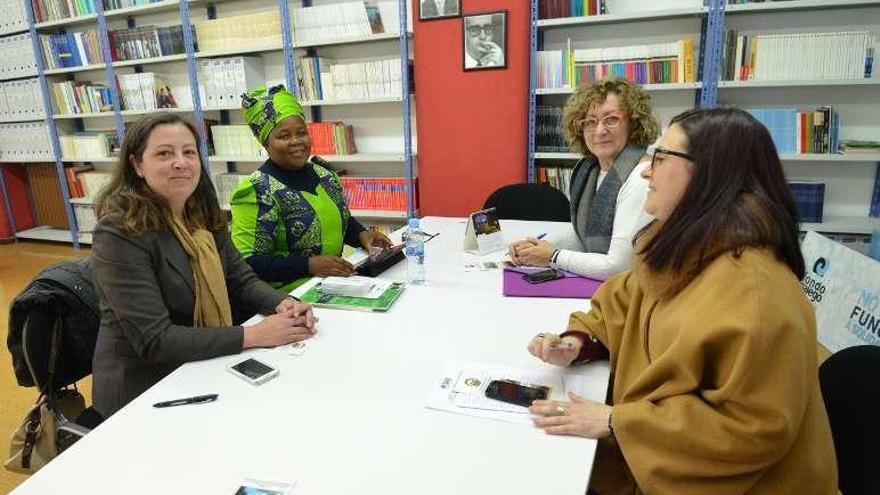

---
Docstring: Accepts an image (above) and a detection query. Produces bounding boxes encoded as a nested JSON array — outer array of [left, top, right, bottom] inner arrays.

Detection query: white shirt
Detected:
[[549, 161, 653, 281]]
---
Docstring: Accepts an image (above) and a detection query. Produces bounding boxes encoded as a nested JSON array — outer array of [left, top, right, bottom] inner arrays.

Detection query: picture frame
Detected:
[[462, 10, 508, 71], [418, 0, 461, 21]]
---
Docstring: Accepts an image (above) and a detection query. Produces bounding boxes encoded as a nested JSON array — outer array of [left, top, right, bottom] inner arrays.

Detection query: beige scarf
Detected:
[[170, 219, 233, 327]]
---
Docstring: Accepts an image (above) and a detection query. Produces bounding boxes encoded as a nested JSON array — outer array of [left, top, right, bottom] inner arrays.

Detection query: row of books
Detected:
[[536, 39, 696, 89], [39, 29, 104, 70], [720, 30, 874, 81], [51, 79, 113, 115], [108, 24, 193, 62], [195, 10, 281, 53], [59, 132, 115, 159], [30, 0, 98, 24], [535, 106, 567, 153], [291, 1, 401, 44], [341, 177, 410, 212], [537, 165, 574, 200], [0, 0, 28, 36], [73, 202, 97, 233], [118, 72, 178, 110], [840, 140, 880, 155], [0, 122, 53, 161], [198, 56, 264, 110], [69, 169, 111, 198], [789, 181, 824, 224], [0, 78, 46, 121], [297, 57, 403, 101], [210, 126, 265, 158], [213, 172, 247, 208], [747, 106, 840, 155], [309, 122, 357, 156], [0, 34, 39, 80], [538, 0, 608, 20], [25, 163, 70, 229]]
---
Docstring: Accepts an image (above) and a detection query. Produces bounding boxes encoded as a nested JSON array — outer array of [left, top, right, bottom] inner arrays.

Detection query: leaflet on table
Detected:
[[425, 362, 584, 425], [299, 278, 405, 312]]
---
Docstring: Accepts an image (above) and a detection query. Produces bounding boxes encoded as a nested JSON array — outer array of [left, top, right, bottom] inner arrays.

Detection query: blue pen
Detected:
[[536, 233, 547, 240]]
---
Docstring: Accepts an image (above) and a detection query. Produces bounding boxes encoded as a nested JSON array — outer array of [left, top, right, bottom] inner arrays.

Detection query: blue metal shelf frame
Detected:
[[698, 0, 725, 108], [23, 1, 80, 248], [397, 0, 415, 217], [526, 0, 538, 183], [179, 0, 211, 174]]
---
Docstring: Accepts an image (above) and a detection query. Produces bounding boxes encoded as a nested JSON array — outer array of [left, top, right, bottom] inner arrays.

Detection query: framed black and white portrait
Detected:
[[462, 11, 507, 71], [419, 0, 460, 21]]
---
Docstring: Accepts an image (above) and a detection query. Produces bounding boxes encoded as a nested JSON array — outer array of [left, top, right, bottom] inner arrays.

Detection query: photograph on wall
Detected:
[[419, 0, 460, 20], [462, 11, 507, 70]]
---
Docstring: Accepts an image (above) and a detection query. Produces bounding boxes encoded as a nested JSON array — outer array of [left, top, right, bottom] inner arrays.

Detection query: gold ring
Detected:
[[555, 405, 566, 416]]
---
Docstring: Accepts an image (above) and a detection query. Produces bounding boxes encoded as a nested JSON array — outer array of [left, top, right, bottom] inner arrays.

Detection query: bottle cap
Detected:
[[408, 218, 419, 228]]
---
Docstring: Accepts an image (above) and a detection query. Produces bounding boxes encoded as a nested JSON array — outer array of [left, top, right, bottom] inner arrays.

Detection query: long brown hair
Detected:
[[637, 107, 805, 279], [95, 113, 227, 234]]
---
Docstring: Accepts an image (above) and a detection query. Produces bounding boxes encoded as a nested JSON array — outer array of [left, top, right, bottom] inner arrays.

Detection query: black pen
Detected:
[[153, 394, 219, 408]]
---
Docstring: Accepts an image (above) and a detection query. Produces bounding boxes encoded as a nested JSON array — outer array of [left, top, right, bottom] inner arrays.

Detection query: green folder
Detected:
[[298, 281, 406, 312]]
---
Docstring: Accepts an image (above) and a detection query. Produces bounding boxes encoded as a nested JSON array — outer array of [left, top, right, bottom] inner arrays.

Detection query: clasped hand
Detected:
[[242, 300, 318, 349], [508, 238, 554, 267]]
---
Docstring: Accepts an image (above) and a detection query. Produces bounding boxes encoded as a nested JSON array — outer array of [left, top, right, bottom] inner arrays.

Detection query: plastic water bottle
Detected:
[[403, 218, 426, 285]]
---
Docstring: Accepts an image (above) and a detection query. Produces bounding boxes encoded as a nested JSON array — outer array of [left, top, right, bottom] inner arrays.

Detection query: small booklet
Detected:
[[298, 278, 406, 312], [234, 478, 295, 495]]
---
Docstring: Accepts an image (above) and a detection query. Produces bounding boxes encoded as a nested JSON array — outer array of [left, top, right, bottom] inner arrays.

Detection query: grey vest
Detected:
[[569, 144, 645, 253]]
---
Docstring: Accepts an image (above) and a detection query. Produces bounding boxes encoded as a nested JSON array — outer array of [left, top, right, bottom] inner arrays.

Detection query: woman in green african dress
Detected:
[[230, 85, 392, 292]]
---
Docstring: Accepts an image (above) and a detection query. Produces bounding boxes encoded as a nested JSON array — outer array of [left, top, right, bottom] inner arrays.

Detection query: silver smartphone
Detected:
[[227, 358, 279, 386]]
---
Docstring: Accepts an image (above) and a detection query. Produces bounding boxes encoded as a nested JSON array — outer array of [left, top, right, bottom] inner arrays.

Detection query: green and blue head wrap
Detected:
[[241, 84, 305, 144]]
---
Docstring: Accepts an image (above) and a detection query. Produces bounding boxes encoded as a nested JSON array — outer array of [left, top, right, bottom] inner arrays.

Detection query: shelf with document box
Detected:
[[112, 53, 188, 68], [15, 225, 92, 244], [723, 0, 880, 15], [292, 32, 411, 49], [718, 79, 880, 89], [33, 0, 200, 30], [42, 63, 106, 76]]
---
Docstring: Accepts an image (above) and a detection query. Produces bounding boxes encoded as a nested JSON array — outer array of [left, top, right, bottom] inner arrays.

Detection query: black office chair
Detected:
[[483, 183, 570, 222], [819, 345, 880, 495]]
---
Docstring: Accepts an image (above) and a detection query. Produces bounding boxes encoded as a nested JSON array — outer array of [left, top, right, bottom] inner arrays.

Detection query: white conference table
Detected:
[[12, 217, 610, 495]]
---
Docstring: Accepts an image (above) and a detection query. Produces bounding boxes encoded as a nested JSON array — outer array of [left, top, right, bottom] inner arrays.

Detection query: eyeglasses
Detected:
[[467, 25, 496, 37], [649, 146, 694, 170], [576, 115, 623, 132]]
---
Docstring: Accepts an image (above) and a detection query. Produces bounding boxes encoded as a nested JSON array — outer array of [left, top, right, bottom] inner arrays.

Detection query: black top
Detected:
[[244, 159, 366, 282]]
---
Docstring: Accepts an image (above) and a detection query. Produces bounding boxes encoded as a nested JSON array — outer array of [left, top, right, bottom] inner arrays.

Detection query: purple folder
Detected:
[[502, 266, 602, 299]]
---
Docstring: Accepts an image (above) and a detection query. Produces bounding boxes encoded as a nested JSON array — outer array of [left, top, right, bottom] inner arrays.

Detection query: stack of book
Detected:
[[0, 34, 38, 79], [39, 29, 105, 69], [59, 132, 116, 159], [720, 30, 874, 81], [537, 38, 696, 89], [117, 73, 179, 110], [539, 0, 608, 20], [195, 11, 280, 53], [210, 125, 265, 158], [198, 57, 264, 110], [789, 181, 825, 224], [840, 140, 880, 155], [30, 0, 98, 23], [77, 170, 113, 199], [291, 1, 401, 43], [298, 57, 403, 101], [0, 79, 46, 121], [341, 177, 410, 212], [0, 123, 53, 161], [747, 107, 840, 155], [108, 25, 195, 61], [308, 122, 357, 156], [535, 106, 568, 153], [212, 173, 248, 208], [51, 80, 114, 115], [62, 164, 92, 198]]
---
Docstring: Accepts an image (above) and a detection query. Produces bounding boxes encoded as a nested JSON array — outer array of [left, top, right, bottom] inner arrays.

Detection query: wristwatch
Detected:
[[549, 249, 561, 269]]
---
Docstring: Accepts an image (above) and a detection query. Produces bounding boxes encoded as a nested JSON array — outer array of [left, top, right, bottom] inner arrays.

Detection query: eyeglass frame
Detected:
[[648, 145, 695, 170], [576, 114, 625, 133], [466, 24, 497, 37]]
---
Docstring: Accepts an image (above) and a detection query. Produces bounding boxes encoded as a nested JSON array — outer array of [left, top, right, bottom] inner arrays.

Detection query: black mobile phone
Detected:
[[523, 268, 565, 284], [484, 379, 550, 407]]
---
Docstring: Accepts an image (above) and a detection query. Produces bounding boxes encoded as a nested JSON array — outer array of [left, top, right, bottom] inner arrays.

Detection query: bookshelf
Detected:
[[528, 0, 880, 237], [0, 0, 417, 247]]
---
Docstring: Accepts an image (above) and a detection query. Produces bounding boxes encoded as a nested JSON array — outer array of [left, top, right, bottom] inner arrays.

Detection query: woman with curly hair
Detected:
[[509, 78, 658, 280]]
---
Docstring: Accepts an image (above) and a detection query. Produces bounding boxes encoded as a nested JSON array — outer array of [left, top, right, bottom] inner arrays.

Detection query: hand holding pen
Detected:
[[526, 332, 581, 367]]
